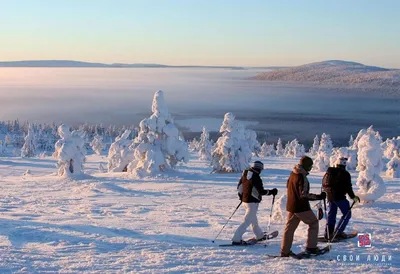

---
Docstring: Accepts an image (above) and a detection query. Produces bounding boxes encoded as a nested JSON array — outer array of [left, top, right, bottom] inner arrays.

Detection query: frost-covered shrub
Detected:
[[21, 125, 36, 157], [260, 142, 276, 157], [348, 135, 354, 148], [308, 135, 319, 156], [0, 140, 6, 156], [188, 138, 200, 152], [272, 194, 287, 223], [346, 149, 358, 170], [386, 150, 400, 178], [275, 138, 284, 156], [107, 130, 134, 172], [128, 90, 189, 176], [329, 146, 357, 170], [382, 137, 400, 160], [351, 128, 369, 150], [198, 127, 212, 161], [356, 127, 385, 203], [284, 138, 305, 158], [5, 134, 12, 147], [52, 124, 86, 177], [211, 112, 252, 173], [313, 133, 333, 171], [90, 134, 105, 155], [245, 129, 261, 156]]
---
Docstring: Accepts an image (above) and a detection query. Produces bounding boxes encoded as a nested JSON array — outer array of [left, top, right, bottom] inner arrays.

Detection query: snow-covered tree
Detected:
[[12, 133, 25, 148], [283, 141, 290, 157], [188, 138, 200, 152], [356, 127, 385, 203], [21, 125, 36, 157], [198, 127, 212, 161], [272, 194, 287, 223], [313, 133, 333, 171], [245, 129, 261, 156], [329, 147, 345, 166], [351, 126, 378, 150], [52, 124, 86, 177], [276, 138, 284, 156], [90, 134, 105, 155], [260, 142, 275, 157], [382, 137, 400, 160], [284, 138, 305, 158], [329, 146, 357, 170], [0, 140, 6, 156], [319, 133, 333, 153], [211, 112, 252, 173], [313, 151, 326, 171], [308, 135, 319, 156], [107, 130, 134, 172], [128, 90, 189, 176], [5, 134, 12, 147], [348, 135, 354, 148], [386, 150, 400, 178], [346, 149, 358, 170]]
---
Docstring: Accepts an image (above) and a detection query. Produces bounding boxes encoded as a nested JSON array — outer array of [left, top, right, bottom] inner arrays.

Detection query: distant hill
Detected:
[[250, 60, 400, 90], [0, 60, 246, 70], [0, 60, 111, 67]]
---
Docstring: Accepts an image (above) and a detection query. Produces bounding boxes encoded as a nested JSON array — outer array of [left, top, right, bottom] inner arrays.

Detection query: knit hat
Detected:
[[251, 161, 264, 170], [336, 157, 348, 167], [300, 156, 313, 171]]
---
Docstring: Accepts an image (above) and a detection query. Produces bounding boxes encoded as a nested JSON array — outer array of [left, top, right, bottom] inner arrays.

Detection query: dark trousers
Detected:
[[327, 199, 351, 233]]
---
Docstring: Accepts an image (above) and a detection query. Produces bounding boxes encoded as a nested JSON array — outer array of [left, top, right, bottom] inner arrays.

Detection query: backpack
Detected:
[[322, 167, 341, 191]]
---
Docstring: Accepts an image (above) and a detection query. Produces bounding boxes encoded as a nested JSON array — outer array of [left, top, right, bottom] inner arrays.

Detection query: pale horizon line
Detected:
[[1, 59, 399, 70]]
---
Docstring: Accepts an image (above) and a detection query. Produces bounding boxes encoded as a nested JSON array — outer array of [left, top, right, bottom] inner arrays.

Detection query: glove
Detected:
[[353, 196, 360, 203], [269, 188, 278, 196], [317, 192, 326, 200]]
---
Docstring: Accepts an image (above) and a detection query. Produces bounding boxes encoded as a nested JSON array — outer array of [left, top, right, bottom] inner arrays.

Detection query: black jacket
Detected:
[[322, 167, 355, 202], [286, 165, 320, 213], [237, 168, 271, 203]]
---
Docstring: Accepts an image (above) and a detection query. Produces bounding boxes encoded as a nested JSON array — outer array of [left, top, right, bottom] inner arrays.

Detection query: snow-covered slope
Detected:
[[251, 60, 400, 90], [0, 154, 398, 273]]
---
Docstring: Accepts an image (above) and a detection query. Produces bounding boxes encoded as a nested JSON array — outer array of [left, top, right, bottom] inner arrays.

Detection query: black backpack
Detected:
[[322, 167, 341, 192]]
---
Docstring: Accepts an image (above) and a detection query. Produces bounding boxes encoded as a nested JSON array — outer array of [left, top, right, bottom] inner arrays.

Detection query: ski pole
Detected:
[[330, 200, 356, 243], [212, 201, 242, 243], [266, 194, 276, 234], [322, 197, 331, 249]]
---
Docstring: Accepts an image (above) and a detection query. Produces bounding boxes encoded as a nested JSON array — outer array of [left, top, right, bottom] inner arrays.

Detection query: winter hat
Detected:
[[336, 157, 348, 167], [300, 156, 313, 171], [251, 161, 264, 170]]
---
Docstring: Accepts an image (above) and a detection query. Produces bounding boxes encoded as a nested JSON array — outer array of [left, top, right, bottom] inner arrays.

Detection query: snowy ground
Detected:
[[0, 153, 398, 273]]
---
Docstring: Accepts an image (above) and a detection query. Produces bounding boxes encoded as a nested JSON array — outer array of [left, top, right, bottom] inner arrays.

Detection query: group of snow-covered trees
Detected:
[[0, 119, 136, 157], [1, 90, 399, 204]]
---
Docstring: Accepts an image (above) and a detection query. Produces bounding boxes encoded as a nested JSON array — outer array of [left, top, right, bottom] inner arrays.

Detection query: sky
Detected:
[[1, 0, 400, 68]]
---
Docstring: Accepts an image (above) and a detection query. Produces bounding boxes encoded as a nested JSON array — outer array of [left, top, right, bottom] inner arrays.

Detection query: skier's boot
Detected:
[[305, 247, 323, 255]]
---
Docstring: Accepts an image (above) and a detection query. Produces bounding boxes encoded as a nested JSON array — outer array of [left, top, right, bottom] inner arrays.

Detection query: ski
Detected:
[[317, 231, 358, 243], [219, 230, 278, 247], [294, 245, 330, 259], [267, 245, 330, 259]]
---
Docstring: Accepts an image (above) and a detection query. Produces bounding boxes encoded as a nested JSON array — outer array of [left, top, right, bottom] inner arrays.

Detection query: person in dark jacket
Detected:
[[232, 161, 278, 245], [280, 156, 326, 257], [322, 157, 360, 240]]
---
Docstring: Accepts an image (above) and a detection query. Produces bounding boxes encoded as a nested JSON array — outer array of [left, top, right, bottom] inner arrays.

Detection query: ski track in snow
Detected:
[[0, 154, 398, 273]]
